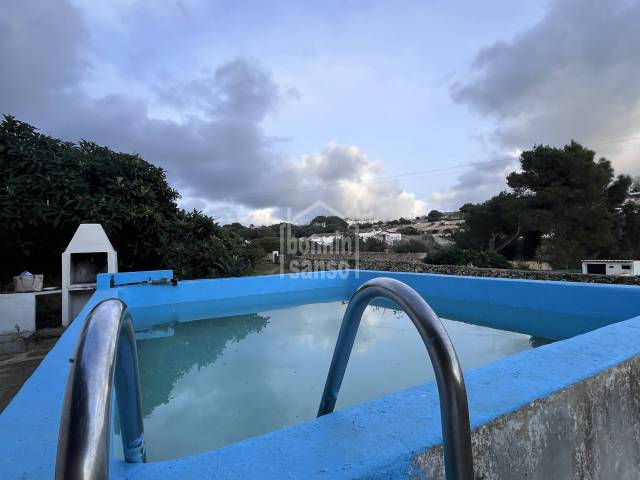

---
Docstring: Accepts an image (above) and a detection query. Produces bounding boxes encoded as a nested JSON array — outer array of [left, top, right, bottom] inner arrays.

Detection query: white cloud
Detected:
[[185, 142, 428, 224], [430, 0, 640, 210], [246, 208, 283, 226]]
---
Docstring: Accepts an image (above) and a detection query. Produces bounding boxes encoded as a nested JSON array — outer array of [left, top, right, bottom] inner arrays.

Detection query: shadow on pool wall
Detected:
[[1, 269, 639, 479]]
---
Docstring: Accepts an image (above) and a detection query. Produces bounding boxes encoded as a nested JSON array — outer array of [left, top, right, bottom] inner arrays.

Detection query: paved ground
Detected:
[[0, 329, 61, 413]]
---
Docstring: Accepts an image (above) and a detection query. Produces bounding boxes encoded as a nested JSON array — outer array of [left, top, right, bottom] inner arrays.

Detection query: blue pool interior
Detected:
[[128, 291, 546, 461], [2, 269, 640, 479]]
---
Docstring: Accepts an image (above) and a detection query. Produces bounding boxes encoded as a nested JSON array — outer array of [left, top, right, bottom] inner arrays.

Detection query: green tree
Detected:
[[507, 141, 624, 267], [427, 210, 443, 222], [310, 215, 348, 232], [360, 237, 386, 252], [392, 238, 434, 253], [425, 247, 511, 269], [0, 116, 250, 285], [398, 225, 420, 235], [616, 203, 640, 259], [455, 192, 539, 259], [253, 236, 281, 252]]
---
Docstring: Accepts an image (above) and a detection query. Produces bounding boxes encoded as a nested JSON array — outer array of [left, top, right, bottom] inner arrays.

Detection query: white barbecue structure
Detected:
[[62, 224, 117, 326]]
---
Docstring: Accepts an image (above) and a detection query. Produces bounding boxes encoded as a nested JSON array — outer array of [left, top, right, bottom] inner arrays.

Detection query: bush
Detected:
[[425, 247, 511, 269], [392, 238, 433, 253], [253, 236, 281, 252], [398, 226, 419, 235], [427, 210, 443, 222], [164, 210, 248, 279], [360, 237, 386, 252], [0, 116, 253, 284]]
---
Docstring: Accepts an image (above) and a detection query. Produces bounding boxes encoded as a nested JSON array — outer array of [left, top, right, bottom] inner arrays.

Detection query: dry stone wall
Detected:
[[286, 254, 640, 286]]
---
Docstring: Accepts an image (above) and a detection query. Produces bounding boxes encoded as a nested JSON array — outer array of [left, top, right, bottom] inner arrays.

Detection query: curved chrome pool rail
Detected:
[[317, 277, 473, 480], [56, 299, 146, 480]]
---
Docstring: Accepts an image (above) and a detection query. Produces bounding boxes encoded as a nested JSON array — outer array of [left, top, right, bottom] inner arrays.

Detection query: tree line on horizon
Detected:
[[225, 141, 640, 269], [2, 115, 639, 285]]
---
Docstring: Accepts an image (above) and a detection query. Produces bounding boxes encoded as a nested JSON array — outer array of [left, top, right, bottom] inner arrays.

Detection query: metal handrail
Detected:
[[56, 299, 146, 480], [317, 277, 473, 480]]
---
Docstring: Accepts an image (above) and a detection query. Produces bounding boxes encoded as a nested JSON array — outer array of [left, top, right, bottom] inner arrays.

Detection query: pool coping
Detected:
[[1, 270, 639, 479]]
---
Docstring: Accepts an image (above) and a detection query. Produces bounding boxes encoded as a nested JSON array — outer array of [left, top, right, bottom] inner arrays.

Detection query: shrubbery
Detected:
[[425, 247, 511, 269], [392, 238, 433, 253], [360, 237, 386, 252], [0, 116, 258, 286], [252, 236, 281, 253], [397, 226, 419, 235]]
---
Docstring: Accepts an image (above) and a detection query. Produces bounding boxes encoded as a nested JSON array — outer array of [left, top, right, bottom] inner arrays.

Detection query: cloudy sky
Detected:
[[2, 0, 639, 224]]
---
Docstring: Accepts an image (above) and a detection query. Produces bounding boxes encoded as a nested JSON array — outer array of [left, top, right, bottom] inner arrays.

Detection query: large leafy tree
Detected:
[[616, 203, 640, 260], [507, 141, 627, 267], [455, 192, 539, 258], [427, 210, 443, 222], [455, 141, 634, 268], [0, 116, 250, 286]]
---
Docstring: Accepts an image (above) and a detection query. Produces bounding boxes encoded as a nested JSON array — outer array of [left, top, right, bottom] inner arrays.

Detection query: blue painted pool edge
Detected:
[[115, 313, 640, 480], [1, 269, 640, 479]]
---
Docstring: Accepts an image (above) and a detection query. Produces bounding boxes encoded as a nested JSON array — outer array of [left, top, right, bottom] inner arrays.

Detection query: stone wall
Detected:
[[286, 254, 640, 285], [412, 354, 640, 479]]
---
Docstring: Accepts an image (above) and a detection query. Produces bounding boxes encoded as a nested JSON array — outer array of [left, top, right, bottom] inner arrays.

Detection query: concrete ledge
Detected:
[[415, 354, 640, 479]]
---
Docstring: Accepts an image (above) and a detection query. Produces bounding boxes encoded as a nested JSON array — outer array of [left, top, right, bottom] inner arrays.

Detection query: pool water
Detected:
[[128, 295, 541, 461]]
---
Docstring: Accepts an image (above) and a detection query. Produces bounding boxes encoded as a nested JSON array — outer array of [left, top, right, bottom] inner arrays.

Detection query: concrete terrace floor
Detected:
[[0, 330, 61, 412]]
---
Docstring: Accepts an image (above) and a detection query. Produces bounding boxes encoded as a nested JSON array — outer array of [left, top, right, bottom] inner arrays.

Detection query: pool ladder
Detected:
[[56, 299, 146, 480], [317, 277, 474, 480], [55, 278, 472, 480]]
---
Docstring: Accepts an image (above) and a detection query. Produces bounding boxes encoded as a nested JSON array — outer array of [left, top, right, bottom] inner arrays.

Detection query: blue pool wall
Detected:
[[109, 269, 640, 339], [352, 270, 640, 339], [1, 269, 640, 479]]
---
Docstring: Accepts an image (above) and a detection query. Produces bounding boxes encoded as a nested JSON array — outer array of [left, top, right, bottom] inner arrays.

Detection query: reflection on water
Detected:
[[137, 314, 269, 417], [134, 300, 537, 461]]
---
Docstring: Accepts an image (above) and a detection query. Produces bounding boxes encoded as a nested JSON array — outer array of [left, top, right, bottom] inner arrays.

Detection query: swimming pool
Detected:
[[2, 269, 640, 479], [130, 293, 541, 461]]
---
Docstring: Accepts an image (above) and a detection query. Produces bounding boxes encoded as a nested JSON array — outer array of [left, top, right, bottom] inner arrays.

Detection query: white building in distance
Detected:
[[582, 259, 640, 276]]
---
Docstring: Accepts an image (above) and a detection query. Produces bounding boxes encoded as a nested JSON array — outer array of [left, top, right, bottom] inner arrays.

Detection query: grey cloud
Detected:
[[430, 156, 518, 210], [453, 0, 640, 122], [0, 0, 88, 114], [155, 58, 286, 123], [0, 1, 285, 209], [0, 0, 426, 223], [440, 0, 640, 207]]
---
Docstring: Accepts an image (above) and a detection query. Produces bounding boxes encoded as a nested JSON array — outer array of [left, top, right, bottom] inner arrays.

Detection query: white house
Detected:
[[627, 191, 640, 205], [582, 259, 640, 276], [381, 231, 402, 245], [307, 233, 342, 245], [355, 229, 402, 245], [357, 230, 382, 241]]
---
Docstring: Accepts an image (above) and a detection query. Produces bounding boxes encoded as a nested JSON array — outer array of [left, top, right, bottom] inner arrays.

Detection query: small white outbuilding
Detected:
[[581, 259, 640, 276]]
